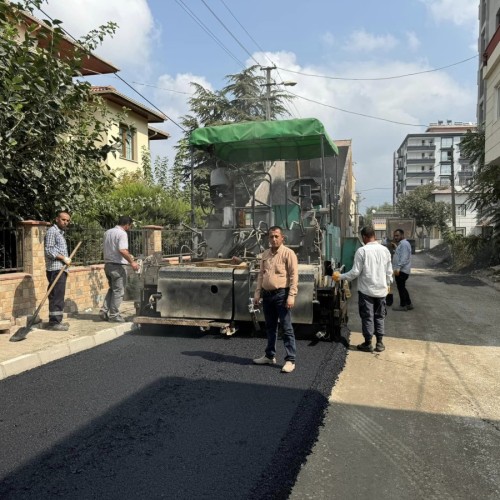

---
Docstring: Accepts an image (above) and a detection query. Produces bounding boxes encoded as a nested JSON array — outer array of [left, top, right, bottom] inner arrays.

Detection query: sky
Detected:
[[36, 0, 479, 213]]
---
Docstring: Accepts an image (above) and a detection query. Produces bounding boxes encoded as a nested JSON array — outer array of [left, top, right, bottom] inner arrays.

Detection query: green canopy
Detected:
[[189, 118, 338, 163]]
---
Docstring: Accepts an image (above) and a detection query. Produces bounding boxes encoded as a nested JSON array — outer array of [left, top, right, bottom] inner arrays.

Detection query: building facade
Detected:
[[394, 121, 480, 237], [91, 86, 169, 174], [479, 0, 500, 165]]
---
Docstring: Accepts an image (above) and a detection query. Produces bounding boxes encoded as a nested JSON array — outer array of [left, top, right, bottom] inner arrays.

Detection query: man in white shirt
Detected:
[[333, 226, 393, 352]]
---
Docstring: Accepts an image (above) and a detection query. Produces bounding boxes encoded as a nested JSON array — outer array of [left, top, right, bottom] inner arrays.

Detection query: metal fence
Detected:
[[0, 225, 194, 274], [161, 230, 196, 257], [0, 225, 24, 274], [66, 226, 146, 265]]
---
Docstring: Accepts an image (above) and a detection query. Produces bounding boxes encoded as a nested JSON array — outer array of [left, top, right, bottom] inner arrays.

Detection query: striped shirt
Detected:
[[44, 225, 69, 271], [255, 244, 298, 297]]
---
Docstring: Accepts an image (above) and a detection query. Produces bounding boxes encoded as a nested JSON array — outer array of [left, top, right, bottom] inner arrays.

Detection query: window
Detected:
[[441, 150, 452, 161], [441, 137, 453, 148], [119, 124, 136, 161], [441, 165, 451, 175], [456, 204, 466, 216]]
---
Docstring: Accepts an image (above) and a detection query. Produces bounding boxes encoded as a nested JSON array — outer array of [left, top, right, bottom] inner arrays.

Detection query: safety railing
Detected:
[[0, 225, 24, 274]]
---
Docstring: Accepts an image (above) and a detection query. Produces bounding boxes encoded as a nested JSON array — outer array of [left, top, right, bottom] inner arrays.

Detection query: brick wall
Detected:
[[0, 222, 163, 325]]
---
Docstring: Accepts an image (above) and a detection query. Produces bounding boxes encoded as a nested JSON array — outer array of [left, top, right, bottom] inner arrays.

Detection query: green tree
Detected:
[[92, 173, 192, 228], [0, 0, 119, 223], [396, 185, 451, 234], [460, 128, 500, 250]]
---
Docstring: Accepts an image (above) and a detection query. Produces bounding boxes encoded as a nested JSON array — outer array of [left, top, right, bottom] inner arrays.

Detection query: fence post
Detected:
[[18, 220, 50, 278], [143, 225, 163, 256]]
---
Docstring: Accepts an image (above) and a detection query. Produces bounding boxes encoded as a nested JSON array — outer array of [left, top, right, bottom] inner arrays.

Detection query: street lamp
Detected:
[[261, 65, 297, 120]]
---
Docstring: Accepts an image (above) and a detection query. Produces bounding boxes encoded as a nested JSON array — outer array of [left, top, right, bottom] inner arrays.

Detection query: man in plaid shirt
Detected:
[[44, 211, 72, 331]]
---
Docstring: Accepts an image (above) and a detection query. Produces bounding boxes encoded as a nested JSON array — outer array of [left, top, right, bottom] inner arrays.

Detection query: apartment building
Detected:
[[479, 0, 500, 166], [394, 121, 480, 236]]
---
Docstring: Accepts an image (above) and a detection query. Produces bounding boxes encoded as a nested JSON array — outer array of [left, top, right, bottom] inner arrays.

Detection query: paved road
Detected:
[[0, 324, 347, 499], [290, 252, 500, 499]]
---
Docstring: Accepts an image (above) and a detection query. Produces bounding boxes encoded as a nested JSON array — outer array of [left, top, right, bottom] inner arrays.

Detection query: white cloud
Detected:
[[344, 30, 399, 52], [420, 0, 477, 27], [38, 0, 157, 73], [406, 31, 421, 51]]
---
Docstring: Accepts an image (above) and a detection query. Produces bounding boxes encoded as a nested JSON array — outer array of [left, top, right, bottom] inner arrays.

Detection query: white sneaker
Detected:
[[253, 355, 276, 365], [281, 361, 295, 373]]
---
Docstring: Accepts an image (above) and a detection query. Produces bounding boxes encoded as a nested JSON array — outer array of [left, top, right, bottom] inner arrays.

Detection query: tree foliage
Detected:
[[0, 0, 119, 223], [460, 128, 500, 249], [396, 185, 451, 234], [87, 173, 193, 228]]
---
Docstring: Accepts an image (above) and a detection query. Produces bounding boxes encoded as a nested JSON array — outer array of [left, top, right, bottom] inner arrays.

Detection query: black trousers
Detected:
[[46, 270, 67, 325], [395, 272, 411, 307]]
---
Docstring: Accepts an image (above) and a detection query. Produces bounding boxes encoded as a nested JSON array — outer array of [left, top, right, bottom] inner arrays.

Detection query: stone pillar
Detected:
[[143, 225, 163, 256], [19, 220, 50, 284]]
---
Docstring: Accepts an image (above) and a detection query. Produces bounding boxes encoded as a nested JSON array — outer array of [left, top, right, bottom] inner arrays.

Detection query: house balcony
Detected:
[[406, 171, 435, 177], [407, 158, 435, 164], [406, 145, 435, 151]]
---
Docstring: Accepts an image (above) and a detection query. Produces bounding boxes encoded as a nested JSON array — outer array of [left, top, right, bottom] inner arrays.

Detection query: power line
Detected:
[[30, 2, 186, 132], [216, 0, 299, 118], [286, 90, 427, 127], [277, 55, 478, 81], [175, 0, 246, 69], [201, 0, 262, 66]]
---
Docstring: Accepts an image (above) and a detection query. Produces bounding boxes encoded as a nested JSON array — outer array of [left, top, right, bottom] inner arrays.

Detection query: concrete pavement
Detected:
[[0, 302, 135, 380]]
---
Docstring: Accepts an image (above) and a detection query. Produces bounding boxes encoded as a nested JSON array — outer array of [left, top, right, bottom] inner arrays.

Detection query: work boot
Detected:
[[406, 304, 414, 310], [99, 310, 109, 321], [49, 323, 69, 331], [253, 355, 276, 365], [357, 340, 374, 352], [109, 315, 125, 323], [375, 338, 385, 352]]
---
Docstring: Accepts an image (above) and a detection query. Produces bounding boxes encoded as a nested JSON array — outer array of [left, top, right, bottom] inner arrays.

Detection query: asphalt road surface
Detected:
[[0, 326, 348, 499]]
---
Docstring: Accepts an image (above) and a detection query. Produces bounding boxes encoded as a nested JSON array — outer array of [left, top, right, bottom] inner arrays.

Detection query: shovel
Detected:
[[10, 241, 82, 342]]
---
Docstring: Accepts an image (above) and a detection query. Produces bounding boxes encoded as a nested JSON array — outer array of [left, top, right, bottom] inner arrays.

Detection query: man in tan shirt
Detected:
[[253, 226, 298, 373]]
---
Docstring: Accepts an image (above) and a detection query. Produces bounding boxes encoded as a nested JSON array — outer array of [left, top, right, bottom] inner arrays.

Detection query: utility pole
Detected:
[[450, 145, 456, 232], [261, 65, 276, 120]]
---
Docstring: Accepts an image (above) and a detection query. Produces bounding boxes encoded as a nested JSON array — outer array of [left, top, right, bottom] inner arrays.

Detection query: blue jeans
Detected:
[[358, 291, 386, 342], [102, 263, 127, 319], [262, 289, 296, 362]]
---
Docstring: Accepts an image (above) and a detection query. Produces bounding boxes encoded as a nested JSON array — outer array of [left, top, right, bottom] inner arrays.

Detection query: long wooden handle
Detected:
[[31, 241, 83, 322]]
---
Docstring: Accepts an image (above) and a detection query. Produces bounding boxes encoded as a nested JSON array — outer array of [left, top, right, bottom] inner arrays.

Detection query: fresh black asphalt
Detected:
[[0, 327, 348, 499]]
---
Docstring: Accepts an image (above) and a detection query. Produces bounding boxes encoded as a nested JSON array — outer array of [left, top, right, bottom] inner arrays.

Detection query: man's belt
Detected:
[[262, 287, 288, 296]]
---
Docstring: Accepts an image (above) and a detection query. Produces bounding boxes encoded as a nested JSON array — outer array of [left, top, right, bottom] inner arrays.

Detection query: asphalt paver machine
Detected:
[[134, 118, 349, 340]]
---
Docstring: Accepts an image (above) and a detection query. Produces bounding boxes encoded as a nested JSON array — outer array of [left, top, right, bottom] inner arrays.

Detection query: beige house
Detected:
[[91, 86, 169, 174]]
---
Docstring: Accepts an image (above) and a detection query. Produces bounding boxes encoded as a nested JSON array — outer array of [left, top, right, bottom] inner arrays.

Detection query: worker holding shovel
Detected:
[[44, 210, 72, 331]]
